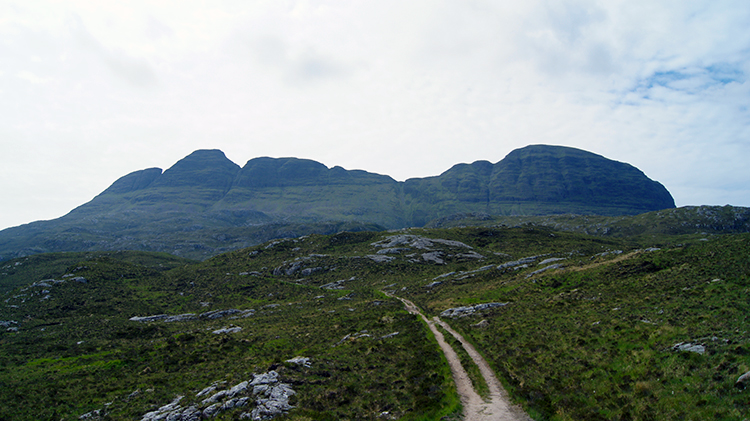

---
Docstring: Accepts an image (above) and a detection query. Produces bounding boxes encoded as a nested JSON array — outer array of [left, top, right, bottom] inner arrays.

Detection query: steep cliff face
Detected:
[[0, 145, 676, 260]]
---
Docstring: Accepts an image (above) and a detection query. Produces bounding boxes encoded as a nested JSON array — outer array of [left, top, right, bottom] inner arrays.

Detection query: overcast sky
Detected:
[[1, 0, 749, 230]]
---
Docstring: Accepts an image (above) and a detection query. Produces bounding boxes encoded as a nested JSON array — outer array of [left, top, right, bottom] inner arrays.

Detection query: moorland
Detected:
[[1, 221, 748, 420], [0, 145, 747, 420]]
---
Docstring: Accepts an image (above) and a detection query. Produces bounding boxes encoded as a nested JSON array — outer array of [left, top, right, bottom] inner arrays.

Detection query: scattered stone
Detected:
[[203, 403, 222, 418], [526, 264, 563, 278], [129, 314, 197, 323], [196, 384, 219, 398], [455, 265, 495, 279], [672, 342, 706, 354], [141, 396, 185, 421], [457, 251, 485, 259], [538, 257, 565, 265], [31, 279, 64, 288], [592, 250, 623, 259], [736, 371, 750, 389], [377, 248, 411, 255], [331, 330, 370, 347], [321, 277, 355, 290], [79, 409, 102, 419], [433, 272, 456, 280], [126, 389, 141, 401], [472, 319, 489, 328], [371, 235, 472, 250], [213, 326, 242, 334], [425, 281, 443, 288], [142, 374, 294, 421], [131, 309, 254, 323], [366, 255, 395, 263], [497, 256, 541, 270], [200, 309, 253, 319], [440, 302, 509, 318], [300, 267, 323, 276], [380, 332, 399, 339], [285, 356, 312, 367], [251, 371, 280, 386], [421, 251, 445, 264]]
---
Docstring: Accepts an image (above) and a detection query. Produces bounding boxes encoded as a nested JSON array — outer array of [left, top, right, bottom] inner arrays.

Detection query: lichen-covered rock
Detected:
[[212, 326, 242, 334], [320, 277, 355, 290], [129, 313, 197, 323], [497, 256, 541, 270], [440, 302, 509, 318], [736, 371, 750, 389], [140, 373, 296, 421], [672, 342, 706, 354], [140, 396, 185, 421], [538, 257, 565, 265], [251, 371, 280, 386], [526, 263, 563, 278], [376, 247, 411, 255], [366, 254, 395, 263], [202, 403, 221, 418], [285, 356, 311, 367], [421, 252, 444, 264], [371, 235, 472, 251]]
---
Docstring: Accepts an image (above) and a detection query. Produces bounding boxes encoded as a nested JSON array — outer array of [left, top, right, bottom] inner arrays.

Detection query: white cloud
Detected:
[[0, 0, 749, 230]]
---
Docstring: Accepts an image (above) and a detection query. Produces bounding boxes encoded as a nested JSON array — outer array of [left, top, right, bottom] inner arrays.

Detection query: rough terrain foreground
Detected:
[[394, 295, 532, 421]]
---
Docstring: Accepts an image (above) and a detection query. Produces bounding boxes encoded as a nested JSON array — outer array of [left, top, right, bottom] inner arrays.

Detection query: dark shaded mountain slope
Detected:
[[0, 145, 674, 260], [404, 145, 674, 225]]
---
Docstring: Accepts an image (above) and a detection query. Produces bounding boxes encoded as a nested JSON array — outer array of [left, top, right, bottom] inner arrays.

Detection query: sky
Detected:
[[1, 0, 749, 230]]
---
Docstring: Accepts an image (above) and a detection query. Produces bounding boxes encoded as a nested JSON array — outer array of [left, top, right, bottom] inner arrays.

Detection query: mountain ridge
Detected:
[[0, 144, 675, 260]]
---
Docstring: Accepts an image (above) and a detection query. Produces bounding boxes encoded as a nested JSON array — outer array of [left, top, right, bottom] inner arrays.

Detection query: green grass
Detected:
[[0, 226, 747, 419]]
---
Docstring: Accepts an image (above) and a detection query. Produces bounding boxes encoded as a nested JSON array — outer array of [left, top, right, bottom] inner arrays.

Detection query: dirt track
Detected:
[[394, 296, 532, 421]]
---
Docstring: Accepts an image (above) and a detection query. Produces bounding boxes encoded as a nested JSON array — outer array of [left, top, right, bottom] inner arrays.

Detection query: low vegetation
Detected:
[[0, 225, 747, 419]]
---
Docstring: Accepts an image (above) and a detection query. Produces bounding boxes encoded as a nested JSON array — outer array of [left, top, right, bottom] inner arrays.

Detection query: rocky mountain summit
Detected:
[[0, 145, 675, 260]]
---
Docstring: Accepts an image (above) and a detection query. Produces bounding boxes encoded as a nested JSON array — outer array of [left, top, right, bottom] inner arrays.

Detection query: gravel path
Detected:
[[393, 295, 532, 421]]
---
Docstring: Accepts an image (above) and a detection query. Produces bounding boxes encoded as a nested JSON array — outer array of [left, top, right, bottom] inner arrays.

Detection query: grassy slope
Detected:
[[0, 228, 748, 420]]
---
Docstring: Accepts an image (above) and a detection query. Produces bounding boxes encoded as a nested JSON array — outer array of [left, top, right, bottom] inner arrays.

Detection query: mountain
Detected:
[[0, 145, 675, 260]]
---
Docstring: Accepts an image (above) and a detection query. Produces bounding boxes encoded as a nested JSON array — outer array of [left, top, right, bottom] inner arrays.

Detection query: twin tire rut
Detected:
[[394, 296, 532, 421]]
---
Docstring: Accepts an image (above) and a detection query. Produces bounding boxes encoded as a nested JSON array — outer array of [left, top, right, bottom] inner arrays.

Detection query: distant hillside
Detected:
[[0, 145, 674, 260], [425, 205, 750, 239]]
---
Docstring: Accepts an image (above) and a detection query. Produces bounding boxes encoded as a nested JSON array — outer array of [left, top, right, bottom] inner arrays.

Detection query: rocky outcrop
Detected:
[[736, 371, 750, 389], [526, 264, 564, 278], [140, 371, 297, 421], [440, 302, 509, 318], [371, 235, 473, 251], [672, 342, 706, 354], [129, 314, 197, 323], [497, 255, 544, 270], [285, 356, 311, 367], [320, 277, 355, 290], [421, 252, 445, 264], [130, 309, 255, 323], [366, 254, 395, 263], [212, 326, 242, 334]]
